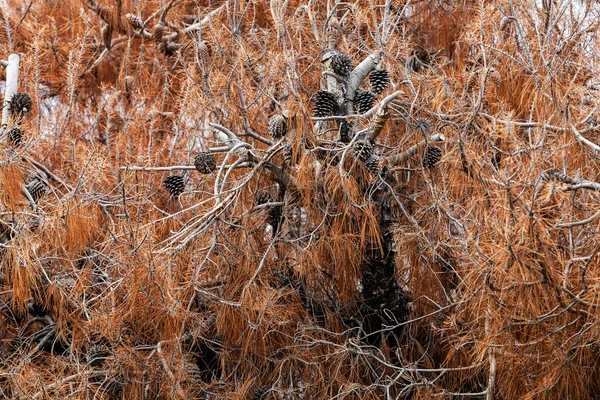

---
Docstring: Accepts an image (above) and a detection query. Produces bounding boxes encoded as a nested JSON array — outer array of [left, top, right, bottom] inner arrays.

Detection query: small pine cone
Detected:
[[423, 146, 442, 168], [197, 40, 211, 60], [182, 363, 203, 384], [352, 140, 374, 162], [8, 127, 23, 147], [489, 68, 501, 88], [86, 344, 112, 367], [414, 118, 432, 134], [57, 277, 76, 290], [369, 69, 390, 95], [354, 90, 375, 113], [268, 114, 287, 139], [26, 174, 48, 201], [464, 71, 477, 91], [163, 175, 185, 196], [339, 120, 351, 143], [194, 152, 217, 174], [153, 22, 165, 43], [126, 14, 144, 30], [312, 90, 338, 117], [364, 156, 379, 174], [256, 190, 273, 205], [330, 53, 353, 76], [9, 92, 33, 117]]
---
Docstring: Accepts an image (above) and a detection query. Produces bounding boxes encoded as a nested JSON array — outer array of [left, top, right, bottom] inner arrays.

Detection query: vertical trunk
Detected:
[[1, 54, 20, 136]]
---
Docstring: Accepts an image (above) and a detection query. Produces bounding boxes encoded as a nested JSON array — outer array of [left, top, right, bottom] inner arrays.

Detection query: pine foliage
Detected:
[[1, 1, 600, 399]]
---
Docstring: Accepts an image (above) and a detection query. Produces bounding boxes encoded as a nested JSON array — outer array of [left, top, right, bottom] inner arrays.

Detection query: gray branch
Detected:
[[1, 54, 20, 136]]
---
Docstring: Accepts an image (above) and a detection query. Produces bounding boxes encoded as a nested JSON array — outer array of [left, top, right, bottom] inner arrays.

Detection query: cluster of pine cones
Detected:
[[312, 52, 391, 120], [7, 92, 32, 147], [162, 151, 217, 197], [5, 92, 51, 202]]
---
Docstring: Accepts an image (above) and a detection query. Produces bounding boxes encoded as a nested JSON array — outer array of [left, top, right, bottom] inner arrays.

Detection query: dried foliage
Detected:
[[1, 0, 600, 399]]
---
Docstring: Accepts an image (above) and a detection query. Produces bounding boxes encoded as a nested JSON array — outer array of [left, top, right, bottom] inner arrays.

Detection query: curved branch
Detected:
[[183, 3, 228, 33], [347, 52, 382, 95], [388, 133, 446, 166], [555, 209, 600, 228], [570, 123, 600, 152]]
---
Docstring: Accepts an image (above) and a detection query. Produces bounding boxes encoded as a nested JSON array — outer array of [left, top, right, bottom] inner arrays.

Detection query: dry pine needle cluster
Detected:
[[1, 1, 600, 399]]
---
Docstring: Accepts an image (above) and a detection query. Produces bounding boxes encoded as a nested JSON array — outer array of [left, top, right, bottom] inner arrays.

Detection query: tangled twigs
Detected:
[[14, 316, 55, 367], [32, 370, 107, 399]]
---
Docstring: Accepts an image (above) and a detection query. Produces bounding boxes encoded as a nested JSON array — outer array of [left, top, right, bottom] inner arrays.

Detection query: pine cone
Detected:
[[364, 156, 379, 174], [330, 53, 353, 76], [57, 277, 76, 290], [256, 190, 273, 205], [268, 114, 287, 139], [354, 90, 375, 113], [126, 14, 144, 30], [352, 140, 374, 162], [26, 173, 48, 201], [9, 93, 33, 118], [163, 175, 185, 196], [312, 90, 338, 117], [339, 120, 351, 143], [197, 40, 212, 60], [414, 118, 432, 134], [8, 127, 23, 147], [194, 152, 217, 174], [369, 69, 390, 95], [182, 363, 203, 383], [86, 344, 112, 367], [464, 71, 477, 91], [153, 22, 164, 43], [489, 67, 501, 88], [423, 146, 442, 168]]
